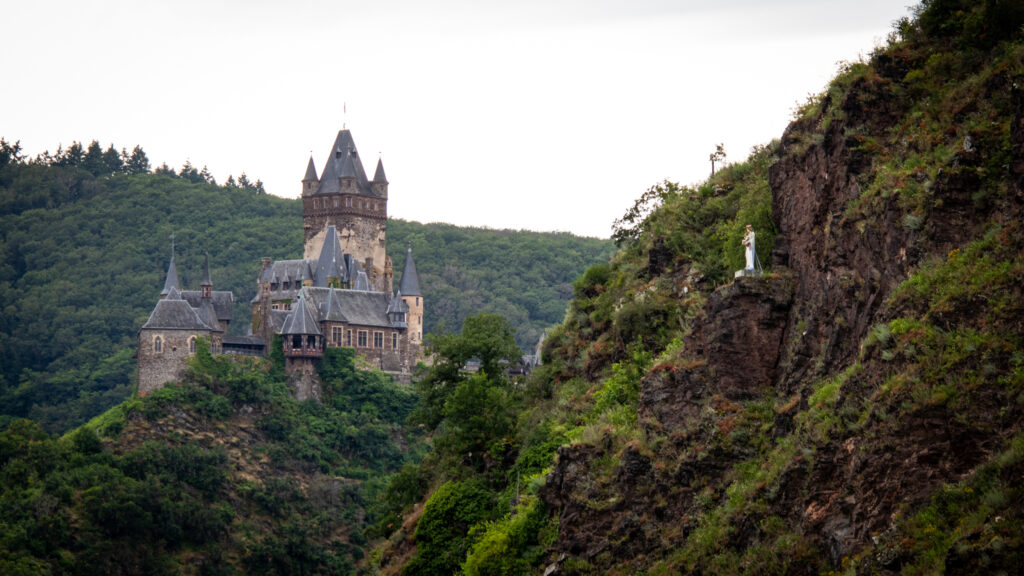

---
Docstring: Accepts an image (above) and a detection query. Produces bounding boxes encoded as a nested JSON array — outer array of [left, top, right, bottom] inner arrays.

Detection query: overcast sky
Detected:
[[3, 0, 914, 238]]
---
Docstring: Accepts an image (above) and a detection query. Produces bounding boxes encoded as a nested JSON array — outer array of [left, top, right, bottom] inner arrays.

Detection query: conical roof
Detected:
[[399, 248, 421, 296], [373, 158, 387, 183], [303, 156, 318, 181], [160, 254, 180, 296], [281, 291, 321, 336], [201, 252, 212, 287]]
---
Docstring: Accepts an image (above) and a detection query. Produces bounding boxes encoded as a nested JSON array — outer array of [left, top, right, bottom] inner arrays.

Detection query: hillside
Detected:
[[0, 345, 426, 574], [371, 1, 1024, 574], [0, 155, 614, 433]]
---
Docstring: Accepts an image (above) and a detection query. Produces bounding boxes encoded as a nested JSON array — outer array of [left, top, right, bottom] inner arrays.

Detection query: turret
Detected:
[[399, 247, 423, 344], [301, 156, 318, 196], [372, 157, 388, 198], [281, 291, 323, 359]]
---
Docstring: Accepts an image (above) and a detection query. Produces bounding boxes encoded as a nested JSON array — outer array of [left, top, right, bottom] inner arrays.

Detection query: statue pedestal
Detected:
[[734, 269, 761, 278]]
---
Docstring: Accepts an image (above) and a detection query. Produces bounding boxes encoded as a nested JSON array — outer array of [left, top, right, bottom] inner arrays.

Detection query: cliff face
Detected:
[[534, 4, 1024, 574]]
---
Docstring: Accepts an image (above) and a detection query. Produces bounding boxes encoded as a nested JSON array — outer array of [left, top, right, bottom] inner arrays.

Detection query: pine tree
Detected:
[[125, 145, 150, 175], [83, 140, 106, 176]]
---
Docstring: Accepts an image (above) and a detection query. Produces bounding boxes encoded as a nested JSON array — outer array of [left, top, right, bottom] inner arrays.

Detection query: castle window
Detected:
[[189, 336, 197, 354], [416, 297, 420, 306], [154, 335, 163, 353], [373, 332, 384, 348], [332, 327, 343, 345], [392, 332, 398, 349], [334, 197, 339, 208], [357, 330, 368, 347], [374, 202, 379, 211], [346, 197, 351, 207], [313, 199, 319, 209], [271, 282, 278, 291], [345, 329, 352, 346]]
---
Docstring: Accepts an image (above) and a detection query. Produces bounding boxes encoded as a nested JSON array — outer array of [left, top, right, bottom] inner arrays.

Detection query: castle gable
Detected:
[[142, 287, 215, 331]]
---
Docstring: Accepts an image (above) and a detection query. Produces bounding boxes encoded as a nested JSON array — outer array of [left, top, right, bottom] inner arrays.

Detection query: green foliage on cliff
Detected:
[[0, 346, 422, 575], [0, 153, 613, 434], [371, 1, 1024, 573]]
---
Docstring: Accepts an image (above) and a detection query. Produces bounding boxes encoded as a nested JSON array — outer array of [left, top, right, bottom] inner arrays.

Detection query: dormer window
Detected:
[[271, 282, 278, 291]]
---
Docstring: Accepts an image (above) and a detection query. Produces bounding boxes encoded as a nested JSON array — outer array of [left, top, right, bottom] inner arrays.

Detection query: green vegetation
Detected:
[[368, 1, 1024, 573], [0, 345, 422, 575], [0, 146, 613, 434]]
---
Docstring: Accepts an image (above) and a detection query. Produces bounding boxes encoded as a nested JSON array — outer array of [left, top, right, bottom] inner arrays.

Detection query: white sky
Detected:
[[2, 0, 914, 238]]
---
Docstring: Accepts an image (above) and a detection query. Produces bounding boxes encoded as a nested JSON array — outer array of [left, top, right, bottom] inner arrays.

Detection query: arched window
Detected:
[[154, 335, 163, 353], [189, 336, 197, 354]]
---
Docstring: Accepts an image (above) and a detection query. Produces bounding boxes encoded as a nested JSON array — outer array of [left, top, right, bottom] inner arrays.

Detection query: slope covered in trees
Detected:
[[371, 1, 1024, 573], [0, 148, 614, 434], [0, 345, 424, 575]]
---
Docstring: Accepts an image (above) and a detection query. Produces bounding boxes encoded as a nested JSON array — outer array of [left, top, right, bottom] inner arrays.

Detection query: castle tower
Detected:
[[301, 156, 318, 196], [301, 130, 388, 293], [399, 247, 423, 345], [280, 291, 323, 401], [138, 286, 215, 396]]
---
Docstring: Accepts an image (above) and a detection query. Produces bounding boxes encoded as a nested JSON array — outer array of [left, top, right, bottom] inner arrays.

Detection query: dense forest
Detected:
[[0, 344, 425, 574], [0, 145, 613, 433]]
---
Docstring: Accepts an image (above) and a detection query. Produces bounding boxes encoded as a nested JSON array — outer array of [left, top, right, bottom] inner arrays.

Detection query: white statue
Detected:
[[742, 224, 755, 271]]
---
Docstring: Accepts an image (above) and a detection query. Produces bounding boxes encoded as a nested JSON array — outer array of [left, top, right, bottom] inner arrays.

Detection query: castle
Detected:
[[138, 129, 423, 398]]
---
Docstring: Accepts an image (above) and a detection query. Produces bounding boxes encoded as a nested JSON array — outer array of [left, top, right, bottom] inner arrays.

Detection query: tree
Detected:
[[83, 140, 106, 176], [412, 313, 521, 430], [102, 144, 124, 175], [124, 146, 150, 175], [709, 143, 727, 175], [0, 138, 24, 168]]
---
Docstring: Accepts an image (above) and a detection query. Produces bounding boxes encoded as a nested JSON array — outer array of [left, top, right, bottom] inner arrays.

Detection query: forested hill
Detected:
[[0, 146, 615, 433]]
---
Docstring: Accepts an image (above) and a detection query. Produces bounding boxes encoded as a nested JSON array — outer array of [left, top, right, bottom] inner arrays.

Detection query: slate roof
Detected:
[[181, 291, 233, 321], [223, 335, 265, 346], [373, 158, 387, 183], [142, 287, 216, 331], [303, 156, 318, 181], [313, 225, 347, 287], [281, 293, 321, 335], [161, 255, 180, 296], [302, 287, 397, 329], [314, 130, 372, 196], [398, 248, 421, 296], [196, 299, 222, 332], [269, 310, 290, 333]]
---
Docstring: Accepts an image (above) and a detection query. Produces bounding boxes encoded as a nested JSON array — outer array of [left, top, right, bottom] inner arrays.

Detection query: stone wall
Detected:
[[138, 329, 207, 396]]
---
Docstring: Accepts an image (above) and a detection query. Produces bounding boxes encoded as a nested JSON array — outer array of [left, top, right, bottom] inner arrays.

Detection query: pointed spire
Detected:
[[399, 247, 421, 297], [160, 252, 180, 297], [373, 157, 388, 183], [201, 252, 212, 287], [303, 155, 318, 181], [200, 252, 213, 298], [281, 291, 322, 336]]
